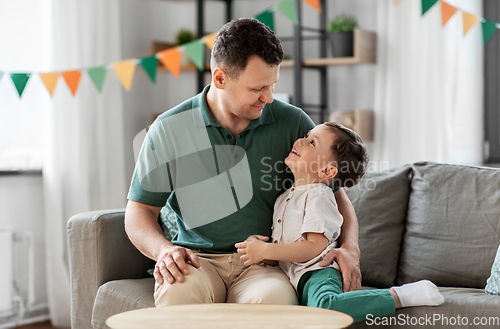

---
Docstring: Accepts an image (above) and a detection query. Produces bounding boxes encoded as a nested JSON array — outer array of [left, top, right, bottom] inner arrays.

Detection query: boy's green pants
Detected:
[[297, 267, 396, 323]]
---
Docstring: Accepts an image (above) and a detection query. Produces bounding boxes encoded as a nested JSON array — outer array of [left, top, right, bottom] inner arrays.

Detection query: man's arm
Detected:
[[235, 233, 329, 266], [320, 188, 362, 292], [124, 200, 200, 284]]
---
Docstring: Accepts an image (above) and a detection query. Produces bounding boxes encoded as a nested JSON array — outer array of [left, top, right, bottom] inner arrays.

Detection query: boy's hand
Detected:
[[235, 235, 269, 266]]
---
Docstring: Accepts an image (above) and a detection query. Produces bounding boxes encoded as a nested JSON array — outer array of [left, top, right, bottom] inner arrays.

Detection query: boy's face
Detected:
[[285, 124, 337, 182]]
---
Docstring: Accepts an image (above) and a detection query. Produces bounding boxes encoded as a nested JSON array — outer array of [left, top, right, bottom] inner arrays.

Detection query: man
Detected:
[[125, 18, 361, 306]]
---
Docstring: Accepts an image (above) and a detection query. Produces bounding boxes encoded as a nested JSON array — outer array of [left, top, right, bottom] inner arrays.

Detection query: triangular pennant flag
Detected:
[[0, 71, 4, 83], [40, 72, 59, 97], [202, 32, 217, 50], [10, 73, 31, 98], [181, 40, 205, 71], [482, 19, 498, 45], [276, 0, 298, 24], [462, 12, 480, 36], [255, 10, 275, 32], [302, 0, 321, 12], [140, 55, 158, 83], [395, 0, 403, 4], [158, 47, 182, 78], [441, 2, 457, 26], [62, 70, 82, 97], [421, 0, 439, 16], [113, 59, 137, 91], [87, 66, 107, 93]]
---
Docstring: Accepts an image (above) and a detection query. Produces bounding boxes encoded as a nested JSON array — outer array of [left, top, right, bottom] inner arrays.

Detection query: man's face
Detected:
[[222, 55, 279, 121]]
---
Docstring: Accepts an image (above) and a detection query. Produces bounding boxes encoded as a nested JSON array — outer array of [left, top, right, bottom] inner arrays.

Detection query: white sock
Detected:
[[392, 280, 444, 308]]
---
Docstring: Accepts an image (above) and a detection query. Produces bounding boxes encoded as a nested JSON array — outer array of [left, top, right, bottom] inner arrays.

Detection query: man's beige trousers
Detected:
[[154, 253, 298, 305]]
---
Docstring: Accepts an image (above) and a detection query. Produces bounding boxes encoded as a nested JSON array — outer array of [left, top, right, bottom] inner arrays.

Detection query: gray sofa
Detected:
[[68, 162, 500, 329]]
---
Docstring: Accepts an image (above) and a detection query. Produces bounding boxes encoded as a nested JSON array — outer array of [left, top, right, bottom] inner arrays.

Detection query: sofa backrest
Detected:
[[345, 165, 413, 288], [397, 162, 500, 289]]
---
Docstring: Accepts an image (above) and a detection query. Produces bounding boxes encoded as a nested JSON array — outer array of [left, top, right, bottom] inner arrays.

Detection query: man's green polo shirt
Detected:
[[128, 85, 338, 254]]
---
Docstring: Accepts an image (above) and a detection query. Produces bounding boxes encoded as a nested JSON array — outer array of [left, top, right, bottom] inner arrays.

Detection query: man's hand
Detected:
[[153, 245, 200, 285], [320, 243, 362, 292], [235, 235, 269, 266]]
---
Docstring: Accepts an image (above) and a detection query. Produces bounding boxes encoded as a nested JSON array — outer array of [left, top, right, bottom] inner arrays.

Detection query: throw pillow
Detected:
[[397, 162, 500, 288], [486, 244, 500, 295], [344, 164, 412, 288]]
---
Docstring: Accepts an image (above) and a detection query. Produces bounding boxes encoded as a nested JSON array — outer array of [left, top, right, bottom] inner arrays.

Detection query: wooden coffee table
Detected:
[[106, 304, 353, 329]]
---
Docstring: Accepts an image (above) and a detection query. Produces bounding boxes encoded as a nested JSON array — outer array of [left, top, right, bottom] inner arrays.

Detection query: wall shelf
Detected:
[[154, 28, 375, 72], [153, 0, 377, 122]]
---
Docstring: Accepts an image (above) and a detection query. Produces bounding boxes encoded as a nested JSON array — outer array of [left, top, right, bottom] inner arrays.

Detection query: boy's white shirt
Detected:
[[271, 182, 343, 289]]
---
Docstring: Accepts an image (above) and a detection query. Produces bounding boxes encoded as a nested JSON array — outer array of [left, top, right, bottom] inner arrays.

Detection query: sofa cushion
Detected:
[[344, 165, 412, 288], [397, 162, 500, 288], [91, 278, 155, 329]]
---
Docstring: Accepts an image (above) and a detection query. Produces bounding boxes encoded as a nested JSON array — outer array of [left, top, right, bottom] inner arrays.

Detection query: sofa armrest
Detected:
[[68, 209, 155, 329]]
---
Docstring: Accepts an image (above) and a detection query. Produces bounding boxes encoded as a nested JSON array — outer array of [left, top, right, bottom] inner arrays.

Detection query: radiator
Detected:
[[0, 229, 12, 313]]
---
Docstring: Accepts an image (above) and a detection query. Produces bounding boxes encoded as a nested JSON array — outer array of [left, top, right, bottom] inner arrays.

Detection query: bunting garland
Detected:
[[140, 55, 159, 83], [1, 0, 324, 99], [415, 0, 500, 44], [440, 2, 457, 27], [276, 0, 298, 25], [87, 66, 107, 93], [11, 73, 31, 97], [113, 59, 137, 91], [181, 40, 206, 71], [158, 48, 182, 78], [255, 10, 275, 32], [40, 72, 59, 97], [62, 70, 82, 96]]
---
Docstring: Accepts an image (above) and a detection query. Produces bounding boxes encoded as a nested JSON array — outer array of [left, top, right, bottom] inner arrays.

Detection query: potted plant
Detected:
[[327, 14, 358, 58], [175, 28, 197, 46]]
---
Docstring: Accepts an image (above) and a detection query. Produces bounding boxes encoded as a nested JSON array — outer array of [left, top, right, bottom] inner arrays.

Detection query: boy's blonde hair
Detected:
[[324, 122, 368, 188]]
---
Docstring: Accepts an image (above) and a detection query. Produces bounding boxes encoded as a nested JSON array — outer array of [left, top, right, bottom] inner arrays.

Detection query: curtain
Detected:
[[42, 0, 127, 326], [371, 0, 483, 169]]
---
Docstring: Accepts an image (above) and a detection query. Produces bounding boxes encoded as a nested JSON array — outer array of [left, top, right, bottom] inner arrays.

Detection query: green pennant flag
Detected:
[[255, 10, 275, 32], [421, 0, 439, 16], [10, 73, 31, 97], [482, 19, 498, 45], [140, 55, 159, 83], [182, 40, 205, 71], [276, 0, 298, 24], [87, 66, 108, 93]]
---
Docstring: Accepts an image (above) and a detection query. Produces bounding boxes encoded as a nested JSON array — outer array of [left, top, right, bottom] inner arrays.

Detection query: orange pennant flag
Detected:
[[40, 72, 59, 97], [462, 11, 480, 35], [113, 59, 137, 91], [395, 0, 403, 4], [202, 32, 217, 50], [158, 48, 182, 78], [441, 2, 457, 26], [302, 0, 321, 12], [62, 70, 82, 96]]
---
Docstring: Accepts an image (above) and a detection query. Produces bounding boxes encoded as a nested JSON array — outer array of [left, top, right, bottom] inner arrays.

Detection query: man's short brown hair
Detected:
[[324, 122, 368, 188], [211, 18, 284, 79]]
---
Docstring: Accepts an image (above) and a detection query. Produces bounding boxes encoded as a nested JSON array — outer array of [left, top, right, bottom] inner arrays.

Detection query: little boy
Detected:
[[235, 122, 444, 323]]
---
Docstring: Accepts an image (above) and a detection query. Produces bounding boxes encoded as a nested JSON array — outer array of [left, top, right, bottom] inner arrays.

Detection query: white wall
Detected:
[[0, 175, 48, 322], [120, 0, 377, 182]]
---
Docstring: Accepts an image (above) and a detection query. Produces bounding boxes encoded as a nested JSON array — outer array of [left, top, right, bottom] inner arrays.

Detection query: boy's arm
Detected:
[[235, 233, 329, 266], [321, 188, 362, 292]]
